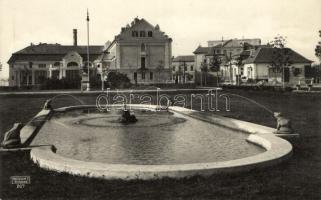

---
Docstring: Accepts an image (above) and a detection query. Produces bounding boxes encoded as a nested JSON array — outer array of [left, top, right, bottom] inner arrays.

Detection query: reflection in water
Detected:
[[32, 109, 264, 165]]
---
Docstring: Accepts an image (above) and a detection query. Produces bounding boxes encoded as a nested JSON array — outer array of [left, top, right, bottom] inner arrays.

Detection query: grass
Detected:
[[0, 89, 321, 199]]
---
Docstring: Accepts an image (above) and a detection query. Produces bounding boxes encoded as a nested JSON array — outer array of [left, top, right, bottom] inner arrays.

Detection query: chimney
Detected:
[[73, 29, 77, 46]]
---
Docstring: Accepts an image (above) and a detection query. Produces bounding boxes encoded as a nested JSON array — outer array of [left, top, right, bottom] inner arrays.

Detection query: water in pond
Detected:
[[32, 108, 265, 165]]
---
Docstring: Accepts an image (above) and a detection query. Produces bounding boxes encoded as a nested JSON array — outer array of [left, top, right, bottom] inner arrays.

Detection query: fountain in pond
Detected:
[[118, 104, 137, 124], [1, 91, 295, 180]]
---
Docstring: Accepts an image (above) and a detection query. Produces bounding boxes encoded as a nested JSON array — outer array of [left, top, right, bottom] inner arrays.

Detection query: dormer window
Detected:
[[148, 31, 153, 37], [140, 31, 145, 37], [132, 31, 138, 37]]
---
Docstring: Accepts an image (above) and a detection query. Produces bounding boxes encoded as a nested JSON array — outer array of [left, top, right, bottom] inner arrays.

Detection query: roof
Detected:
[[172, 55, 194, 62], [193, 46, 211, 54], [208, 38, 261, 47], [243, 47, 312, 64], [8, 43, 104, 63]]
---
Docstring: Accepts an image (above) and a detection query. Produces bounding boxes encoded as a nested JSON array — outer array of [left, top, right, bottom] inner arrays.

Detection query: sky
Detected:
[[0, 0, 320, 78]]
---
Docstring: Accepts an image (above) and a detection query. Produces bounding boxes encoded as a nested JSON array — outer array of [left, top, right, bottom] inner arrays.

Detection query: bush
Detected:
[[41, 77, 81, 90], [106, 72, 132, 89]]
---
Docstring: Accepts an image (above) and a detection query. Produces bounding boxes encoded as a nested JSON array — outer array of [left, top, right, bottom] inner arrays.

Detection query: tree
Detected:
[[269, 35, 291, 89], [200, 60, 208, 86], [100, 62, 110, 90], [209, 55, 221, 86], [107, 71, 131, 89], [315, 30, 321, 62]]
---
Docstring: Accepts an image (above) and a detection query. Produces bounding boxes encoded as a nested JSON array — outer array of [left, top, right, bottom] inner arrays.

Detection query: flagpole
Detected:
[[86, 9, 90, 91]]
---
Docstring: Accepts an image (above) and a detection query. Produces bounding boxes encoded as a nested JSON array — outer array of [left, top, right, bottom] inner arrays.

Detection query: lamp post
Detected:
[[86, 9, 90, 91]]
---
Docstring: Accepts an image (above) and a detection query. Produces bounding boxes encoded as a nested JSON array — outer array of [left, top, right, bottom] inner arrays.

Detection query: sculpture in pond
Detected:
[[118, 105, 137, 124], [43, 99, 53, 110], [274, 112, 294, 134], [1, 123, 23, 148]]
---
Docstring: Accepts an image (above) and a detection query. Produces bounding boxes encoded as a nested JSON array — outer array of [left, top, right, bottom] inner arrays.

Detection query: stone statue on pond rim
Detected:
[[273, 112, 294, 134], [43, 99, 53, 110], [1, 123, 23, 148]]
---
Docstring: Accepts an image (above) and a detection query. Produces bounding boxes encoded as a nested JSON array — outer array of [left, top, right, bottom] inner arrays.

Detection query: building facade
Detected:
[[171, 55, 195, 83], [193, 38, 262, 85], [98, 18, 172, 84], [238, 47, 312, 86], [8, 30, 103, 87]]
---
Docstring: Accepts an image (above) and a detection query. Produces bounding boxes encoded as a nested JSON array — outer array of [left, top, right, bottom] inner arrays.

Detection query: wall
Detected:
[[149, 45, 165, 68]]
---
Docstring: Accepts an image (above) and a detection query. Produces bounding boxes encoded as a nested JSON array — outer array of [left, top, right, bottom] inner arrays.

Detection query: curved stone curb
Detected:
[[30, 104, 293, 180], [20, 109, 52, 146]]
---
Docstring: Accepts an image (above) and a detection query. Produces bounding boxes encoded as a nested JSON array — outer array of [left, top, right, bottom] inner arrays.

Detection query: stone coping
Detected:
[[20, 109, 52, 146], [30, 104, 293, 180]]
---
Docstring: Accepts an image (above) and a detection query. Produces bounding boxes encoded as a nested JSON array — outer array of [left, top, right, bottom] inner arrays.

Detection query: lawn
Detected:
[[0, 89, 321, 199]]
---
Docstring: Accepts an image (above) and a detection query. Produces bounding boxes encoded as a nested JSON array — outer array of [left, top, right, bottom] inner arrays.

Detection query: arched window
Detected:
[[141, 43, 146, 52], [67, 62, 78, 67]]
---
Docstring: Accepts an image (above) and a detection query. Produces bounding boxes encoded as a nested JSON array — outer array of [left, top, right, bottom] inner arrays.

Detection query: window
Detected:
[[150, 72, 153, 80], [223, 50, 227, 55], [148, 31, 153, 37], [140, 31, 145, 37], [39, 64, 46, 68], [141, 43, 146, 52], [132, 31, 138, 37], [66, 70, 80, 80], [190, 65, 194, 71], [173, 66, 176, 71], [134, 72, 137, 80], [29, 62, 33, 68], [52, 70, 59, 79], [67, 62, 78, 67], [142, 72, 145, 80], [35, 70, 47, 84], [184, 66, 187, 71], [11, 76, 14, 80], [141, 57, 146, 69]]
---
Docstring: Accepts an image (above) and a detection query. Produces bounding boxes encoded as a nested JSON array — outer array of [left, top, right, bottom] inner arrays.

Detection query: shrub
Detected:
[[106, 72, 132, 89]]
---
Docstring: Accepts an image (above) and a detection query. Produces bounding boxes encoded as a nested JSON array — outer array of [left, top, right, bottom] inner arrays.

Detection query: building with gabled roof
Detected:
[[8, 29, 104, 87], [231, 47, 313, 85], [97, 17, 172, 84]]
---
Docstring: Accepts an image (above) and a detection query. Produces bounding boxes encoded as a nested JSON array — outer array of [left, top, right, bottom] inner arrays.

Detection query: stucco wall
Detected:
[[120, 45, 139, 69], [149, 45, 165, 68]]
